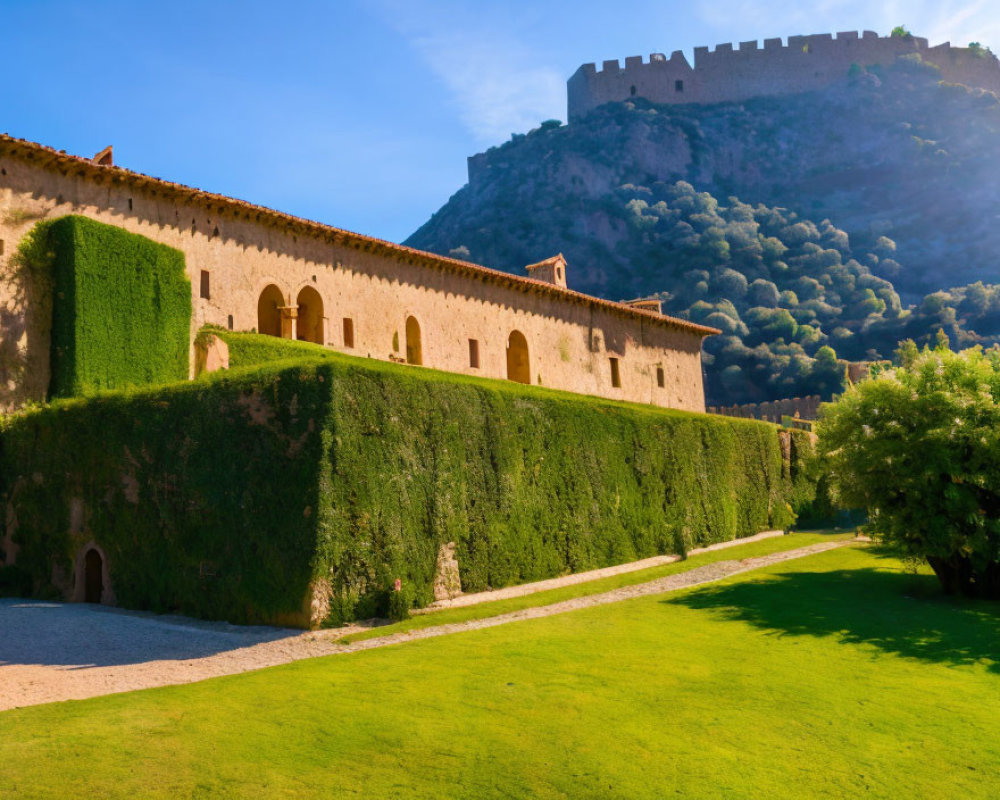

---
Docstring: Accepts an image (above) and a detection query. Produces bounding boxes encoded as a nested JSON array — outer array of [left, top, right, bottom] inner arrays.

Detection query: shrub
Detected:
[[819, 342, 1000, 597]]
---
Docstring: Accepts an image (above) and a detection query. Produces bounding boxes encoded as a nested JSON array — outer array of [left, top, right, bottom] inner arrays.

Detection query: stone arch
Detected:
[[73, 541, 113, 604], [295, 286, 324, 345], [257, 284, 285, 338], [405, 316, 423, 365], [506, 330, 530, 384]]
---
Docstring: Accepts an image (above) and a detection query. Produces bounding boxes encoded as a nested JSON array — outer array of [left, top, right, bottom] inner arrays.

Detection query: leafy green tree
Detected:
[[818, 342, 1000, 597], [891, 25, 912, 39]]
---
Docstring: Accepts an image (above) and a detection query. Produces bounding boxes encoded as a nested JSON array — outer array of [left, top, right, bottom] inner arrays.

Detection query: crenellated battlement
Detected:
[[568, 31, 1000, 120]]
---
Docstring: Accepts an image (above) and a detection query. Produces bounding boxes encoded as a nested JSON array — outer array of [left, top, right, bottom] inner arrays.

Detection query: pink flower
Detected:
[[393, 578, 402, 592]]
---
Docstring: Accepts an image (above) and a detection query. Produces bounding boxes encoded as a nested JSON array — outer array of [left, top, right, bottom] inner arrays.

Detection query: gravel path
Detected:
[[0, 539, 858, 711]]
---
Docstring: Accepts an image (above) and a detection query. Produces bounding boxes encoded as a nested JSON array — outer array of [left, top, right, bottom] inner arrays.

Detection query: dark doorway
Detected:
[[84, 549, 103, 604]]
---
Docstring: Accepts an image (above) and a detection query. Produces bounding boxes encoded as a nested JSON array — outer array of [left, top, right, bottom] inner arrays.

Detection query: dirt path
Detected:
[[420, 529, 786, 611], [0, 539, 859, 711]]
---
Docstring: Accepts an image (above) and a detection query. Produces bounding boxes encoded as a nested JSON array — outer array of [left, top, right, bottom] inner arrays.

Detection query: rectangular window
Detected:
[[469, 339, 480, 369], [657, 366, 665, 388], [610, 357, 621, 388], [0, 239, 5, 256], [227, 314, 234, 330], [675, 79, 684, 92], [200, 270, 210, 300], [342, 318, 354, 349]]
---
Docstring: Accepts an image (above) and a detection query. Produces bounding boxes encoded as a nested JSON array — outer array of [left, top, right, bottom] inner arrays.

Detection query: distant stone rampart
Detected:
[[568, 31, 1000, 121], [709, 395, 822, 424]]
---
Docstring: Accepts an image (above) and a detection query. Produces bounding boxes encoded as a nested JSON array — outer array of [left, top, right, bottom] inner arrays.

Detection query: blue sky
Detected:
[[2, 0, 997, 243]]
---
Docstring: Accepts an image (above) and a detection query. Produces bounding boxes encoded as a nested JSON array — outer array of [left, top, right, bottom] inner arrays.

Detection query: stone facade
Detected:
[[568, 31, 1000, 121], [0, 136, 716, 414]]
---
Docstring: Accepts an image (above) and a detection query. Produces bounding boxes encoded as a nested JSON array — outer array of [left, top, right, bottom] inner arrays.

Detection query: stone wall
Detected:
[[709, 395, 822, 424], [568, 31, 1000, 120], [0, 137, 714, 414]]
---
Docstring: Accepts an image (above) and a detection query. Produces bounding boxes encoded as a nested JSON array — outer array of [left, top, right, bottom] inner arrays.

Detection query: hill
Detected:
[[406, 58, 1000, 404]]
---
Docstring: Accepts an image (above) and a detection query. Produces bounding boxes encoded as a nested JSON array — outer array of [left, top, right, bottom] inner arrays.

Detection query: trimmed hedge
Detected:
[[2, 333, 813, 626], [0, 361, 329, 624], [47, 216, 191, 396]]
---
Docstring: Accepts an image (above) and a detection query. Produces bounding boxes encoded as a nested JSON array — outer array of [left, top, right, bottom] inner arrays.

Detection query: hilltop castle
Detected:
[[567, 30, 1000, 120]]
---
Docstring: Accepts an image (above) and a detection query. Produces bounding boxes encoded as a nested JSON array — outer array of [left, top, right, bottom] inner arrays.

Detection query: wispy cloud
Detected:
[[372, 0, 565, 144]]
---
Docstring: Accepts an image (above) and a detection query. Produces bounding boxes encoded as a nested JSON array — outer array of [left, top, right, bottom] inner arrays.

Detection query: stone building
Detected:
[[568, 31, 1000, 121], [0, 135, 717, 414]]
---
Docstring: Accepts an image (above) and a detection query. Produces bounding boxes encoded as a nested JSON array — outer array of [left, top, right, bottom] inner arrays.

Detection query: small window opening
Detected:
[[212, 226, 220, 238], [227, 314, 234, 330], [630, 85, 637, 96], [657, 366, 665, 388], [675, 79, 684, 92], [0, 239, 5, 256], [200, 270, 210, 300], [803, 44, 811, 53], [128, 198, 133, 211], [343, 318, 355, 349], [610, 357, 621, 388], [469, 339, 480, 369]]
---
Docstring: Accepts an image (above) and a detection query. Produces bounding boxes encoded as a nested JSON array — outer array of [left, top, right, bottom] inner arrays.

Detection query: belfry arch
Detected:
[[405, 316, 423, 365], [296, 286, 324, 345], [506, 330, 530, 384], [257, 284, 285, 338]]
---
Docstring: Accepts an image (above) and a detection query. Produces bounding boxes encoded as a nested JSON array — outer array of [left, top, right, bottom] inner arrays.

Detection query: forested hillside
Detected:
[[407, 57, 1000, 404]]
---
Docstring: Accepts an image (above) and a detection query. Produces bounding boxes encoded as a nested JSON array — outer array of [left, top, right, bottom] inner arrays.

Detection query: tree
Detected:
[[891, 25, 912, 39], [818, 341, 1000, 597]]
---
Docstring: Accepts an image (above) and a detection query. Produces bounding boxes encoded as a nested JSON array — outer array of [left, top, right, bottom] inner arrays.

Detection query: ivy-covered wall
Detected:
[[1, 336, 813, 627], [0, 360, 330, 624], [48, 216, 191, 397]]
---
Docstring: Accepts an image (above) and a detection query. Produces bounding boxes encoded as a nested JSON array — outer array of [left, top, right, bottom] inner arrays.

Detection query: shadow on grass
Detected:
[[666, 563, 1000, 672]]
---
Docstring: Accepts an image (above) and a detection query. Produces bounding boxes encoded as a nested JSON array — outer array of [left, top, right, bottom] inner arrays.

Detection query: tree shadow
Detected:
[[665, 563, 1000, 673]]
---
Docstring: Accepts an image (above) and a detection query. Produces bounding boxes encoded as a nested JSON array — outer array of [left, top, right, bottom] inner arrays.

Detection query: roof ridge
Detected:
[[0, 133, 719, 337]]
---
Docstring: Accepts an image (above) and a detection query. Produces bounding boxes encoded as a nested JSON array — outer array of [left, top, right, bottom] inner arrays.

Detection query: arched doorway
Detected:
[[405, 316, 422, 365], [506, 330, 530, 384], [296, 286, 324, 344], [257, 284, 284, 338], [84, 548, 103, 604]]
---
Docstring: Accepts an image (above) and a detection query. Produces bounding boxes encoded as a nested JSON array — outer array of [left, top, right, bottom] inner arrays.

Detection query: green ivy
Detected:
[[47, 216, 191, 397], [2, 332, 813, 627]]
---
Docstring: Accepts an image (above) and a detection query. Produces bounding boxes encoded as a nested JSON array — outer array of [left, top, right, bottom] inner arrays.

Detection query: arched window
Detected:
[[506, 330, 530, 384], [257, 284, 284, 338], [405, 316, 423, 365], [296, 286, 324, 345]]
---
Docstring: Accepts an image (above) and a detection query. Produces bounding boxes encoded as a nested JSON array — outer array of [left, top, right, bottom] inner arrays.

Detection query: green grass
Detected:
[[339, 529, 856, 642], [3, 544, 999, 798]]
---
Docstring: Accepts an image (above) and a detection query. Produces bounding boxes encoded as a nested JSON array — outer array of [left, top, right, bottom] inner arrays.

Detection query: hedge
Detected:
[[46, 216, 191, 396], [2, 333, 813, 627]]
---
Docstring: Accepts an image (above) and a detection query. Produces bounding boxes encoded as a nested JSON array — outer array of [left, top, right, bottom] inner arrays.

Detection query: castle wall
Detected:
[[0, 146, 710, 414], [568, 31, 1000, 120]]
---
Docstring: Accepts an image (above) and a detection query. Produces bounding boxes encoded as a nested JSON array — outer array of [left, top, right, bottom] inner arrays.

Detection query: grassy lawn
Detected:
[[340, 529, 856, 642], [3, 544, 999, 799]]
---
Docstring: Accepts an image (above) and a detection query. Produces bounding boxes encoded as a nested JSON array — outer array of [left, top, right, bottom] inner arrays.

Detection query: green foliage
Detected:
[[0, 564, 32, 597], [407, 61, 1000, 405], [3, 332, 813, 625], [46, 216, 191, 397], [818, 343, 1000, 597], [1, 360, 331, 624], [387, 582, 413, 622], [891, 25, 912, 39]]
